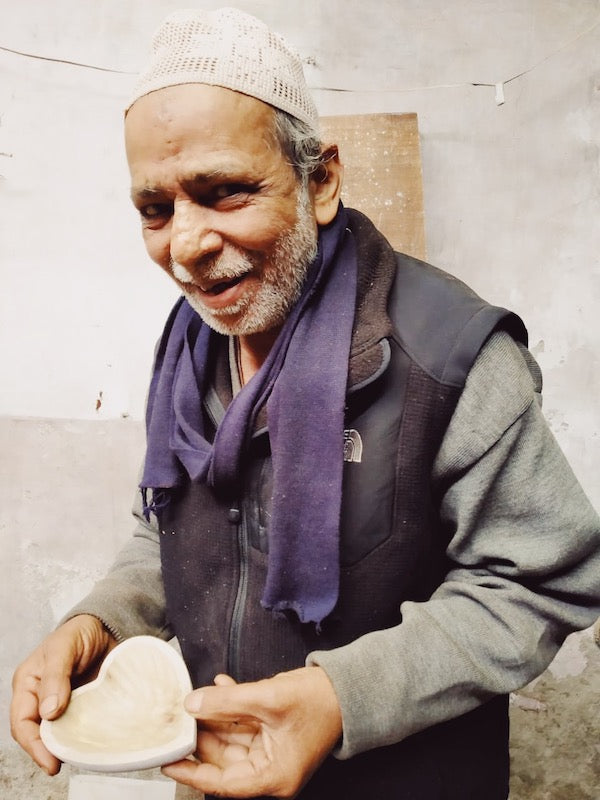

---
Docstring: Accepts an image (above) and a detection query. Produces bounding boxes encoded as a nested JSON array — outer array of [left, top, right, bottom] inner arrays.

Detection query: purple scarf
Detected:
[[141, 207, 357, 624]]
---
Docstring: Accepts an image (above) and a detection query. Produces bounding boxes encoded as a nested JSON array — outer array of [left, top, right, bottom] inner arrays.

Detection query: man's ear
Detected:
[[311, 145, 344, 226]]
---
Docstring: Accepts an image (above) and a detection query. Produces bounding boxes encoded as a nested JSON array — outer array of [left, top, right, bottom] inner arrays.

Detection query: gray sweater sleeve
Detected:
[[63, 489, 172, 642], [308, 331, 600, 759]]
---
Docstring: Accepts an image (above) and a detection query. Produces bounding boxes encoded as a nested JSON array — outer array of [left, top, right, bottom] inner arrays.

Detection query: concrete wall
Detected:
[[1, 1, 598, 797]]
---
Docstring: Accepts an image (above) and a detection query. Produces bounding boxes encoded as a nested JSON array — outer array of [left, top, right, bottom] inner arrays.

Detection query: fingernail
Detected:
[[40, 695, 59, 718], [184, 691, 203, 714]]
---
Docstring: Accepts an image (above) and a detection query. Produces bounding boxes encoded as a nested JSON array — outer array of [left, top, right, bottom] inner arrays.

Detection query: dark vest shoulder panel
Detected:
[[390, 252, 527, 386]]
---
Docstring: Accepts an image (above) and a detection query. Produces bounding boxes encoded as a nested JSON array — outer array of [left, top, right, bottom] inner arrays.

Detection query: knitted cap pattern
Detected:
[[127, 7, 319, 132]]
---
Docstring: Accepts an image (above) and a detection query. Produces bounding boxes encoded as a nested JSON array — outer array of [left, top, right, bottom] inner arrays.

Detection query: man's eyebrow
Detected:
[[130, 170, 262, 202], [130, 186, 164, 202], [184, 169, 258, 186]]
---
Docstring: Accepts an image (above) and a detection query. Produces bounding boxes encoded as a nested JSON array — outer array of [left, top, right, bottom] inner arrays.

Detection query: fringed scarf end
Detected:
[[141, 487, 171, 521]]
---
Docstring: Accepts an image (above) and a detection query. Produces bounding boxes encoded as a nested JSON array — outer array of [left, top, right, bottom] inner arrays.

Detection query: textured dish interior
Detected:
[[40, 636, 196, 768]]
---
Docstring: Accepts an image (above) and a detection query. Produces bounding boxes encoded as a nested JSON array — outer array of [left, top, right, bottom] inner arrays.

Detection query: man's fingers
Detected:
[[10, 711, 60, 776], [30, 732, 62, 776], [213, 673, 237, 687], [173, 668, 341, 798], [39, 615, 115, 717], [162, 760, 227, 792], [37, 640, 79, 719], [196, 729, 243, 767], [10, 658, 68, 772], [163, 756, 271, 798], [185, 679, 280, 724], [11, 615, 116, 775], [195, 726, 256, 765], [10, 668, 48, 757]]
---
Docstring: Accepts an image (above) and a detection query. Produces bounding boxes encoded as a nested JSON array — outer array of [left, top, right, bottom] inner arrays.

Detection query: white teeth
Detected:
[[171, 247, 255, 295]]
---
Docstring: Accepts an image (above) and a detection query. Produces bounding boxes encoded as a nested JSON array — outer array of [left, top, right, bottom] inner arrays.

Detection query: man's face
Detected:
[[125, 84, 319, 336]]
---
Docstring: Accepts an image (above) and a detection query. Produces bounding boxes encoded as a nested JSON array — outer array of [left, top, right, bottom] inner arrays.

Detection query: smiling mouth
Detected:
[[202, 274, 248, 295]]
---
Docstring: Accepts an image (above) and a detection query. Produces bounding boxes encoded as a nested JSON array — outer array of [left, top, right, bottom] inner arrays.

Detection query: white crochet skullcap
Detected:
[[127, 7, 319, 133]]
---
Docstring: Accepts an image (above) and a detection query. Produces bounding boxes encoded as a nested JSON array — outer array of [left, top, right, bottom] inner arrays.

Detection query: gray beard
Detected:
[[171, 186, 318, 337]]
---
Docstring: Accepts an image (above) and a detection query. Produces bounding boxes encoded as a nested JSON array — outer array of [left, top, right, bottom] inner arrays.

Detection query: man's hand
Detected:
[[10, 614, 117, 775], [162, 666, 343, 798]]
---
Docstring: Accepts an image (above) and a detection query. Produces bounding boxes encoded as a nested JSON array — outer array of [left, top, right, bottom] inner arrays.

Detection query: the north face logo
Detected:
[[343, 429, 363, 463]]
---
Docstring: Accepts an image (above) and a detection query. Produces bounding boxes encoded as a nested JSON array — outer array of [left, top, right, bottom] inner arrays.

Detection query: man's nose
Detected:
[[170, 201, 223, 268]]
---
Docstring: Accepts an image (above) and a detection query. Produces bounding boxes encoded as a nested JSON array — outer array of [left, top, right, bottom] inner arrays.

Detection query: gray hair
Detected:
[[272, 108, 324, 187]]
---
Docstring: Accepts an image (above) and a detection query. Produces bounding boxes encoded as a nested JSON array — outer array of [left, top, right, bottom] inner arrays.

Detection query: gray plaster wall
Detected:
[[1, 1, 599, 798]]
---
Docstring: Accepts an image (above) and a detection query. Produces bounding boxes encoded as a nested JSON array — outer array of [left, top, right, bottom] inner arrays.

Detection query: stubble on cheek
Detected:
[[166, 187, 318, 336]]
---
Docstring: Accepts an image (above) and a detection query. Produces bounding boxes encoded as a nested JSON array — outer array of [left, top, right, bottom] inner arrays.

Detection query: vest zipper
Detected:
[[227, 502, 249, 679]]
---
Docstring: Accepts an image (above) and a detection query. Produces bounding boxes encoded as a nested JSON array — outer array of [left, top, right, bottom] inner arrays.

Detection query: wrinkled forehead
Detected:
[[124, 84, 296, 191], [125, 83, 277, 147]]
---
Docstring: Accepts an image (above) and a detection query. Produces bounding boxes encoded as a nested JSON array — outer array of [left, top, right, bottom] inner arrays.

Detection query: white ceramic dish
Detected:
[[40, 636, 197, 772]]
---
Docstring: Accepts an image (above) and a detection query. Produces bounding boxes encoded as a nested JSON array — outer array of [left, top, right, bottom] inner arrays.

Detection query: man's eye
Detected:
[[212, 184, 257, 201], [140, 203, 172, 220]]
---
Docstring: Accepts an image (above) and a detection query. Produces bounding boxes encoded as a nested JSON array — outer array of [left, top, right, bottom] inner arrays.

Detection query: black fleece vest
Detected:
[[158, 252, 527, 800]]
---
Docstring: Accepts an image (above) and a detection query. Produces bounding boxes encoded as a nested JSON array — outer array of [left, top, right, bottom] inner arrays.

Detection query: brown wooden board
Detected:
[[320, 113, 425, 259]]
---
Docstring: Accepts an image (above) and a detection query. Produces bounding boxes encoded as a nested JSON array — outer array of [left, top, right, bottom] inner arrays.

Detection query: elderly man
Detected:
[[10, 8, 600, 800]]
